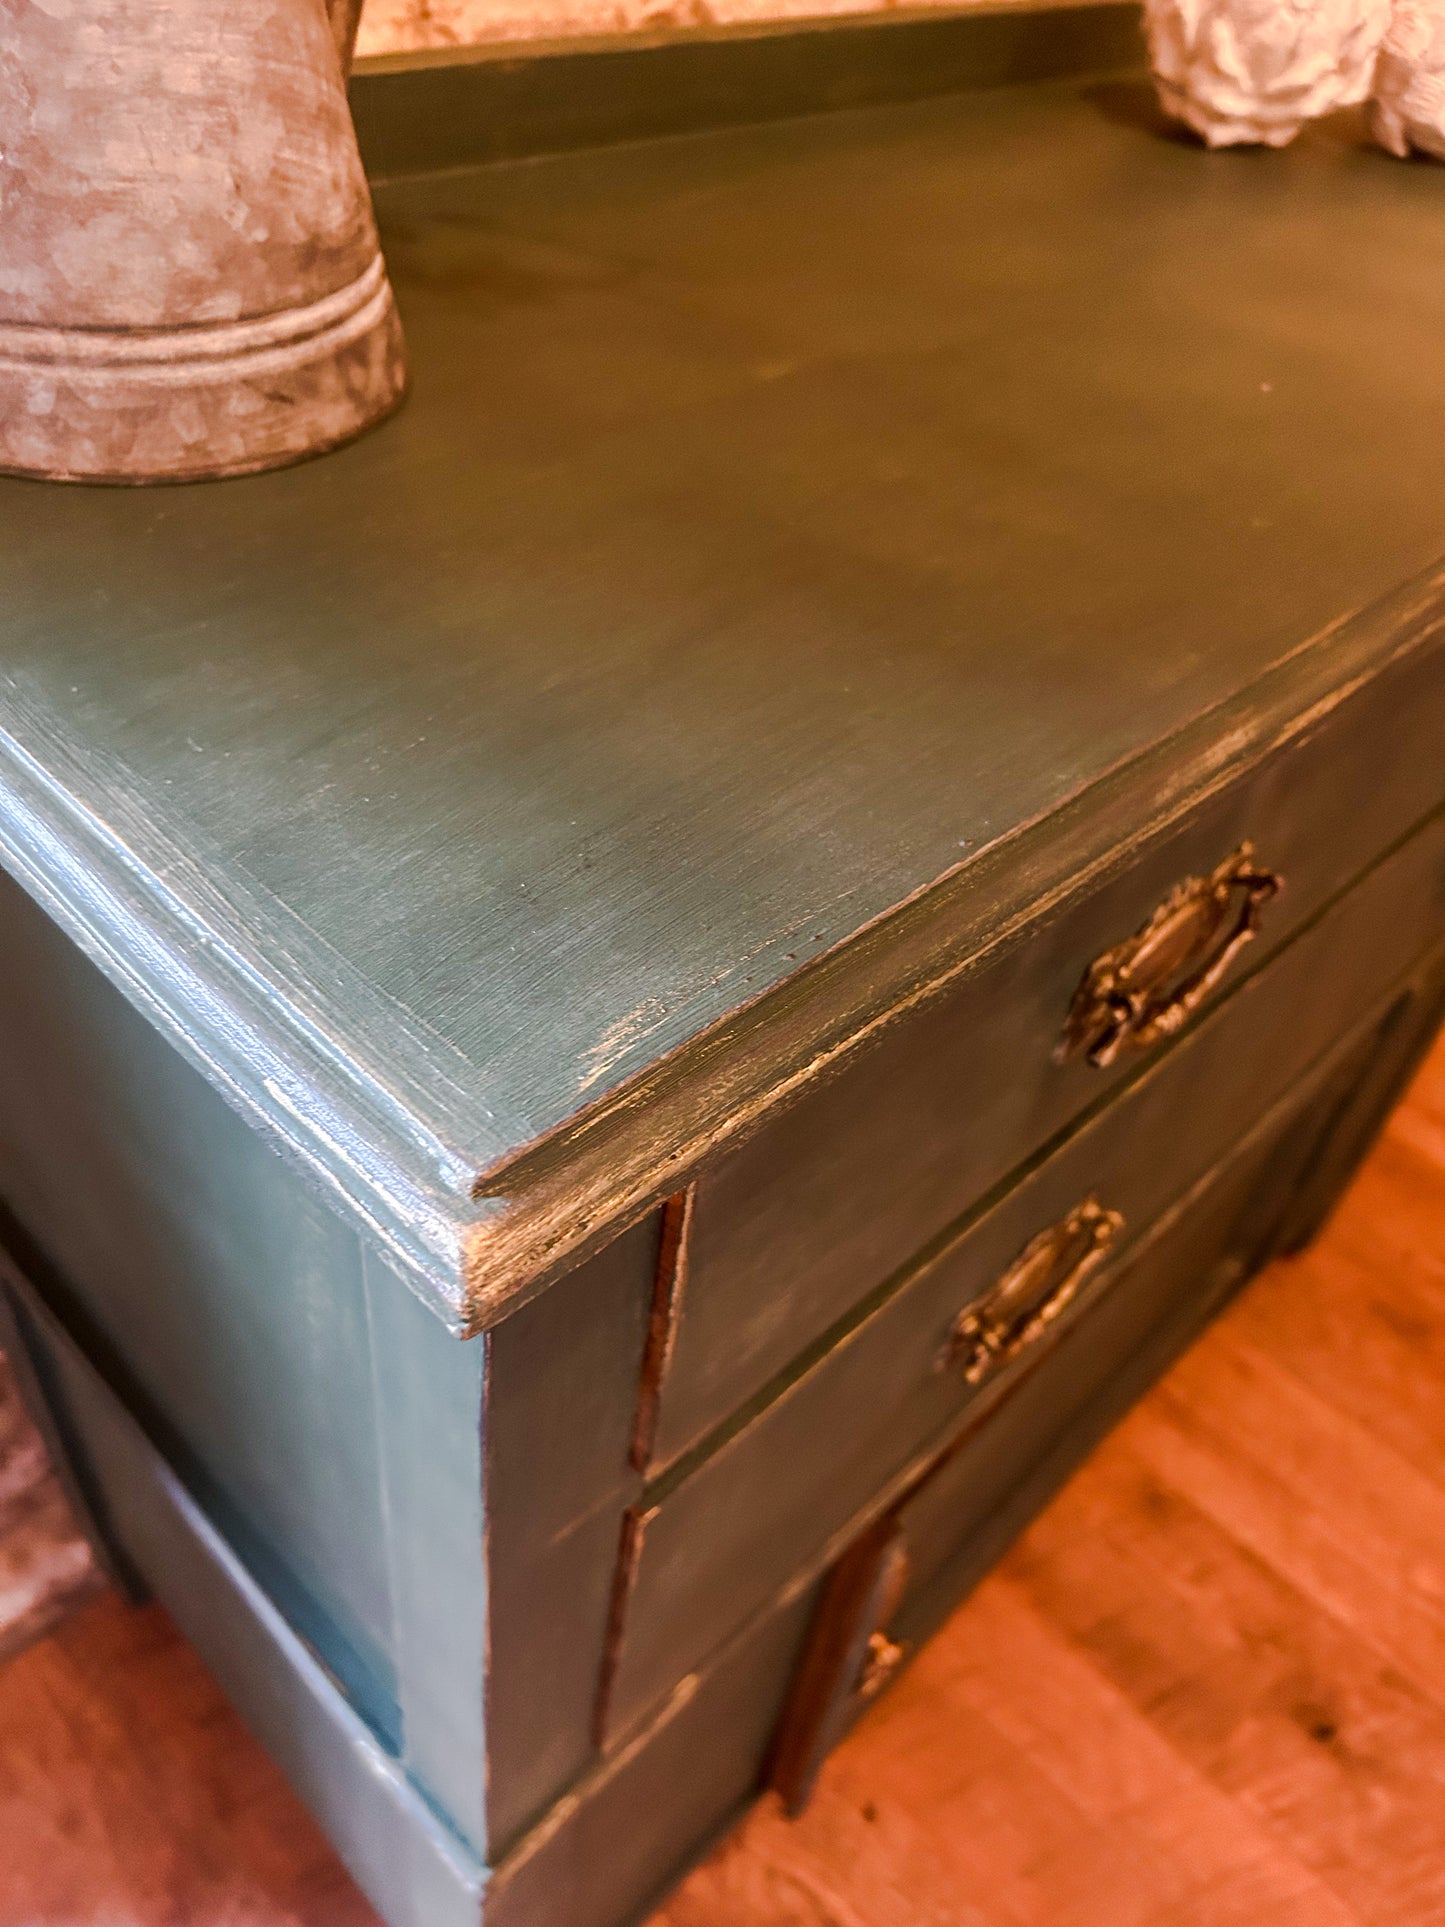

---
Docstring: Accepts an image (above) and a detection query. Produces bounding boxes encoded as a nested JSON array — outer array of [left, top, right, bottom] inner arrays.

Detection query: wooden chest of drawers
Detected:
[[3, 15, 1445, 1927]]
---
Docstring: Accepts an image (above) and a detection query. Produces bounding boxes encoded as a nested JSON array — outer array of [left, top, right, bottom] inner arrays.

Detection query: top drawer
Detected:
[[640, 642, 1445, 1471]]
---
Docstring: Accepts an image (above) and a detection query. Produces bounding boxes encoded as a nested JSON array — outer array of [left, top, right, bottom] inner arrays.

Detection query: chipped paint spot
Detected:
[[577, 997, 674, 1095]]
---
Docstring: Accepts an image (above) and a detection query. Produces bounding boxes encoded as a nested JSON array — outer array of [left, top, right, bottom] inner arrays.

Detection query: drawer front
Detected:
[[643, 645, 1445, 1472], [600, 806, 1445, 1740]]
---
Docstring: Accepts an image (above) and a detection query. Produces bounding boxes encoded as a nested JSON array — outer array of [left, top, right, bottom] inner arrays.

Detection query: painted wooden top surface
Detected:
[[2, 70, 1443, 1320]]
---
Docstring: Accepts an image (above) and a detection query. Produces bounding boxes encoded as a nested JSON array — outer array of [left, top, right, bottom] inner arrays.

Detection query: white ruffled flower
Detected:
[[1146, 0, 1393, 146], [1371, 0, 1445, 158]]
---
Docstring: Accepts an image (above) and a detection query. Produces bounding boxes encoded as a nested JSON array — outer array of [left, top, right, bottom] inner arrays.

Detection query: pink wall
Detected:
[[355, 0, 1046, 58]]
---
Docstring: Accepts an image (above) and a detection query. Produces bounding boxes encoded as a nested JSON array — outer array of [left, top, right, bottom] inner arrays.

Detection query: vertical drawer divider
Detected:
[[629, 1187, 696, 1475]]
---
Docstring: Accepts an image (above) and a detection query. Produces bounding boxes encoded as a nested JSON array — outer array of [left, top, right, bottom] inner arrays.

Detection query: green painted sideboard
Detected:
[[3, 13, 1445, 1925]]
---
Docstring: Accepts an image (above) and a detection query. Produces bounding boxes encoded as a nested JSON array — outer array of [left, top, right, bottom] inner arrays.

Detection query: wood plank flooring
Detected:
[[0, 1349, 100, 1669], [3, 1036, 1443, 1927]]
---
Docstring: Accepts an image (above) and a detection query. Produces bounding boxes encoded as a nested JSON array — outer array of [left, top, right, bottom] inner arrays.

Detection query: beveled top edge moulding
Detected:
[[1145, 0, 1445, 154], [0, 0, 405, 485]]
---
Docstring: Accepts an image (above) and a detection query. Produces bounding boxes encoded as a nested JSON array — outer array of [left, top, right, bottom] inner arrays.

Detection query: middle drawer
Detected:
[[598, 803, 1445, 1743]]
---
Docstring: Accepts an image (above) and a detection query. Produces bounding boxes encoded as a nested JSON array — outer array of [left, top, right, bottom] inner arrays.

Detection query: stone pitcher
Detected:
[[0, 0, 407, 483]]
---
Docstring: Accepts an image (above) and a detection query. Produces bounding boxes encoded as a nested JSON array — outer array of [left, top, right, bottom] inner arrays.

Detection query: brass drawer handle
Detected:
[[855, 1629, 907, 1702], [940, 1199, 1124, 1385], [1058, 844, 1283, 1069]]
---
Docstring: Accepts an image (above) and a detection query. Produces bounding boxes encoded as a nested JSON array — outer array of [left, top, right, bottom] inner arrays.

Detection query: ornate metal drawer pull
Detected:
[[940, 1199, 1124, 1385], [1058, 844, 1283, 1069], [855, 1629, 907, 1701]]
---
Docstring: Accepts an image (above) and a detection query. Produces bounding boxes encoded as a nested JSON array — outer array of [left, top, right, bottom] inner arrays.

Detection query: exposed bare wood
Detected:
[[631, 1188, 696, 1473]]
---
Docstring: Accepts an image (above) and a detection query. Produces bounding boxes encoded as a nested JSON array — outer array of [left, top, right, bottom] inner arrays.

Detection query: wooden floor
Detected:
[[0, 1349, 101, 1669], [3, 1037, 1443, 1927]]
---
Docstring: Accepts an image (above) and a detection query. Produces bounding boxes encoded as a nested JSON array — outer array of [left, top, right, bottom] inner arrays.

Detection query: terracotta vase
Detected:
[[1144, 0, 1392, 146], [0, 0, 407, 484], [1371, 0, 1445, 159]]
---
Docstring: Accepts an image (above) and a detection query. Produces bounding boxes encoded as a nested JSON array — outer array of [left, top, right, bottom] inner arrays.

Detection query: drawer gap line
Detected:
[[629, 1187, 696, 1474]]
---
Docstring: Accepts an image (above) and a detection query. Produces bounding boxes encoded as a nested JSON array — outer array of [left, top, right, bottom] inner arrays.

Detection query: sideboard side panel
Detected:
[[0, 868, 399, 1736]]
